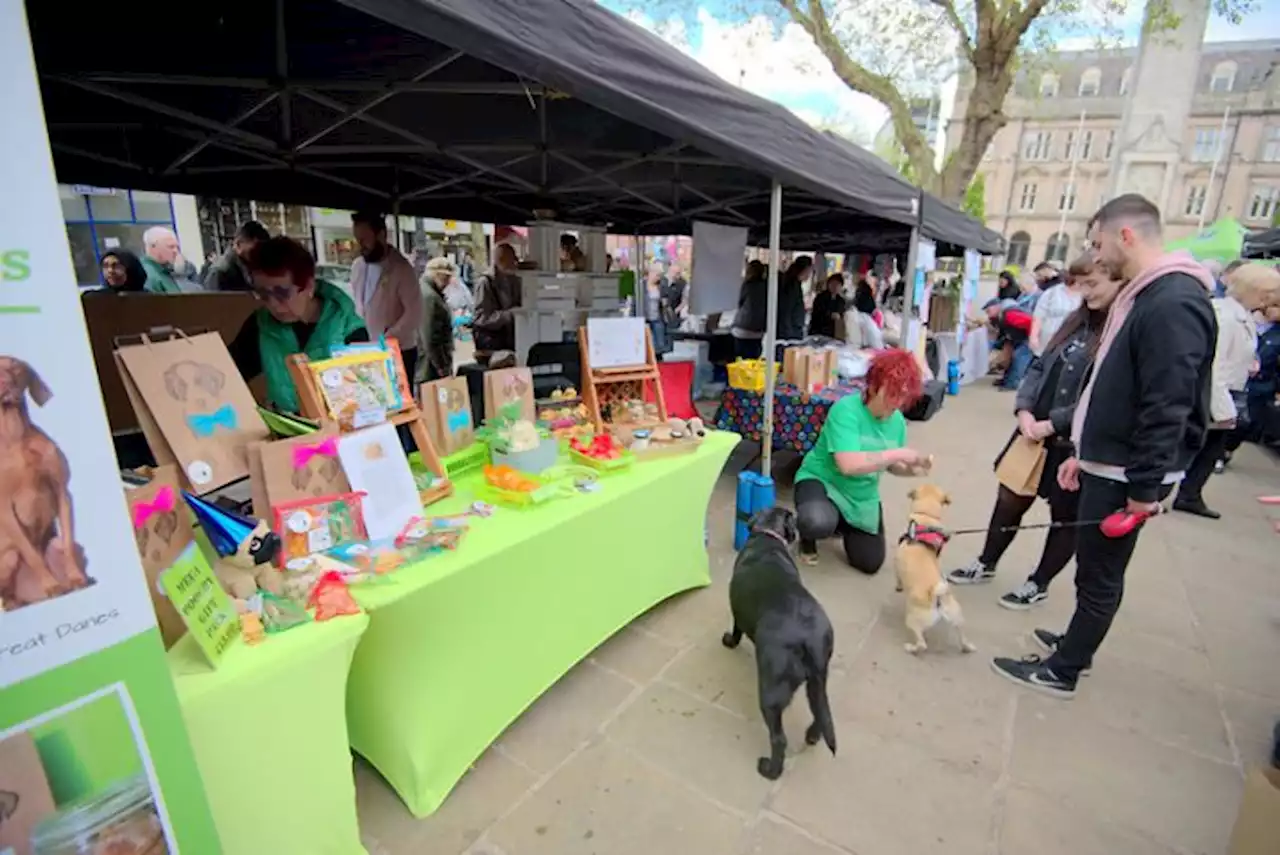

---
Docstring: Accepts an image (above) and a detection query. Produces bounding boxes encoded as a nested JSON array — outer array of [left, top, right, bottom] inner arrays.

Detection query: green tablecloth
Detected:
[[168, 614, 370, 855], [347, 430, 738, 816]]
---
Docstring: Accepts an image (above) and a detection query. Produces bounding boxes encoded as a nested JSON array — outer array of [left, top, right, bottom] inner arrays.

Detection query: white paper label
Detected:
[[286, 510, 313, 534], [186, 460, 213, 486], [307, 527, 333, 553], [321, 368, 343, 388]]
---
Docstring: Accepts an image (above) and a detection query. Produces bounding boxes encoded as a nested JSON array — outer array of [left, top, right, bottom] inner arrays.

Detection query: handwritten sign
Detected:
[[159, 543, 240, 666], [587, 316, 647, 369]]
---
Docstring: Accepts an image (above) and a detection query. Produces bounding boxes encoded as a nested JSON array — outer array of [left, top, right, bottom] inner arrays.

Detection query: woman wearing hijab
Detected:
[[98, 249, 148, 292]]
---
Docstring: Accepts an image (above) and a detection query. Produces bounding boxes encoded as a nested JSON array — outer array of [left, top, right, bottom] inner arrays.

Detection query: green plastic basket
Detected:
[[569, 448, 635, 473]]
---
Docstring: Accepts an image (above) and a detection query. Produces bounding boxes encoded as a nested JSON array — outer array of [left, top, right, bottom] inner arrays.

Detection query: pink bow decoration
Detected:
[[292, 436, 339, 470], [132, 486, 176, 529]]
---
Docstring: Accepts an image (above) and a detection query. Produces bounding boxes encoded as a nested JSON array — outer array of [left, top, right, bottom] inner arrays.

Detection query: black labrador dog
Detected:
[[723, 506, 837, 779]]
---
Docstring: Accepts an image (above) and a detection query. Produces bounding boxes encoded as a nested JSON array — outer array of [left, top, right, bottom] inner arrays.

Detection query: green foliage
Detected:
[[961, 173, 986, 220]]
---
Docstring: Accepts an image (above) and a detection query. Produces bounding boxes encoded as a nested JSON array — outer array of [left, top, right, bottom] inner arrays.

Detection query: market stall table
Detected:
[[346, 429, 738, 816], [169, 613, 370, 855], [714, 382, 863, 453]]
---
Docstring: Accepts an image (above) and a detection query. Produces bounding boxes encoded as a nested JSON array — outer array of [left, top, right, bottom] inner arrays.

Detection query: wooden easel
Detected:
[[578, 324, 668, 430], [286, 338, 453, 506]]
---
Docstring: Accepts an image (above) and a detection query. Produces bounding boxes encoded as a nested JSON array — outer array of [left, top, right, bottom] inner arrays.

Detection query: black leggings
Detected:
[[794, 479, 886, 574], [979, 484, 1078, 589]]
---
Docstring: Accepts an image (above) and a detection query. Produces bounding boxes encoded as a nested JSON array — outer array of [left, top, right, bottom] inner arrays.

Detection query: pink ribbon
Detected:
[[132, 486, 176, 529], [292, 436, 339, 469]]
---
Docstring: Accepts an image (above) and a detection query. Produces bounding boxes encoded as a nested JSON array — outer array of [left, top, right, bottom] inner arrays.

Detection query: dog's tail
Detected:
[[800, 637, 837, 756]]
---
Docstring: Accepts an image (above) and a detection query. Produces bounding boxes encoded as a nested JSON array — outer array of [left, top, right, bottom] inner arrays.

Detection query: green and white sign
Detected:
[[0, 5, 219, 853]]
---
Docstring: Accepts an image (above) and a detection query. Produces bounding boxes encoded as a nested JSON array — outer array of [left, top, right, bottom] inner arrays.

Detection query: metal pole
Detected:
[[1200, 105, 1231, 231], [1056, 109, 1086, 255], [761, 180, 783, 476]]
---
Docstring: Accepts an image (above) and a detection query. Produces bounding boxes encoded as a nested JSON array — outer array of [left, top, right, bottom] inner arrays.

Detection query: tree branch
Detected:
[[778, 0, 941, 190], [929, 0, 975, 61]]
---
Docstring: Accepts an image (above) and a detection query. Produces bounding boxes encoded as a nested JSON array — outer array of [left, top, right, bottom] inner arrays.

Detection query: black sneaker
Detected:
[[999, 580, 1047, 610], [1030, 629, 1091, 676], [948, 558, 996, 585], [990, 655, 1077, 699]]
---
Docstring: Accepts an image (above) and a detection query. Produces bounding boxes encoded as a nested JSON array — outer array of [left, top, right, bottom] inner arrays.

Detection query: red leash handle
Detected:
[[1100, 507, 1162, 538]]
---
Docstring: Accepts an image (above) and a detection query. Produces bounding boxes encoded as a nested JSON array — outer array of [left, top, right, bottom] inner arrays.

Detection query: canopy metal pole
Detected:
[[761, 180, 783, 476], [1200, 105, 1231, 231], [1056, 109, 1086, 252]]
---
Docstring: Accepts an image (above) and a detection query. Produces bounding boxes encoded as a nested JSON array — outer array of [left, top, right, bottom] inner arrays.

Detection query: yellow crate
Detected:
[[727, 358, 779, 393]]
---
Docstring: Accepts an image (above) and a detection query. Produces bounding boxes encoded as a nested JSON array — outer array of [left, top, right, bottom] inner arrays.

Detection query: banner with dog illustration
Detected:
[[1, 6, 220, 852], [115, 330, 270, 494]]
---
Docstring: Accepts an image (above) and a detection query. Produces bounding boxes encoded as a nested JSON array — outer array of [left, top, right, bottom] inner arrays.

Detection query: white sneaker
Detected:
[[999, 579, 1048, 610], [948, 558, 996, 585]]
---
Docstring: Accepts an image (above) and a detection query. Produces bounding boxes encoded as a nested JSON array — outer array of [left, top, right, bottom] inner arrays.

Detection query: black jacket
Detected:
[[808, 290, 846, 338], [1016, 322, 1095, 439], [204, 249, 253, 292], [1077, 272, 1217, 503]]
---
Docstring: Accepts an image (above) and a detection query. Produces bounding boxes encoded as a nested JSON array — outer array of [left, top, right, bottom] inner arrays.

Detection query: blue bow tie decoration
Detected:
[[187, 403, 238, 438], [446, 410, 470, 433]]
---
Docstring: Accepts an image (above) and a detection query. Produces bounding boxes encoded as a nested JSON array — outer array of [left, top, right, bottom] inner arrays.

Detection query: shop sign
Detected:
[[71, 185, 117, 196]]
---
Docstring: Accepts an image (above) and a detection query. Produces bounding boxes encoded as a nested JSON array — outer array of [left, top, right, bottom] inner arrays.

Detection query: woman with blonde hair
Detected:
[[1182, 261, 1280, 512]]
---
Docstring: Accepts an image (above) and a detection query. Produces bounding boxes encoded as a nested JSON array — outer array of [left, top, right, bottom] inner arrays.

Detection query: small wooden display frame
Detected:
[[578, 324, 668, 431], [286, 337, 453, 506]]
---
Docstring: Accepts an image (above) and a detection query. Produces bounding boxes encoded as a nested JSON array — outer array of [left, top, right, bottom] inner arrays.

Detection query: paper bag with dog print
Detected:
[[483, 367, 535, 423], [0, 729, 57, 855], [258, 426, 351, 511], [421, 376, 475, 455], [124, 465, 189, 649], [116, 331, 269, 494]]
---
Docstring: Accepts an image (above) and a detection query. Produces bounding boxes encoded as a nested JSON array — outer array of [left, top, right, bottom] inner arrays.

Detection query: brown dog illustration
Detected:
[[0, 356, 92, 610]]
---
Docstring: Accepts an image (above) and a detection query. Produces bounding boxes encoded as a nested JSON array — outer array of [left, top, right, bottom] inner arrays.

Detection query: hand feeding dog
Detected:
[[894, 484, 976, 655], [723, 507, 836, 780]]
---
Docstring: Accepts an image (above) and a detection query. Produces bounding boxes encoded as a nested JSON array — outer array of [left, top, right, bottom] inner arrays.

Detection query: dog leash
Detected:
[[945, 507, 1165, 539]]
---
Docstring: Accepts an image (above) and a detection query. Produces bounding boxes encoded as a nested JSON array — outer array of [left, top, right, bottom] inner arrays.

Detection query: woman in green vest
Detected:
[[228, 236, 367, 414]]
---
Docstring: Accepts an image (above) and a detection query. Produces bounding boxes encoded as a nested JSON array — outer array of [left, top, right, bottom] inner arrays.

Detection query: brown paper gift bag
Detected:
[[257, 426, 351, 509], [115, 331, 269, 494], [483, 367, 536, 422], [995, 436, 1046, 497], [0, 731, 57, 855], [1228, 767, 1280, 855], [421, 377, 475, 455], [124, 465, 189, 649]]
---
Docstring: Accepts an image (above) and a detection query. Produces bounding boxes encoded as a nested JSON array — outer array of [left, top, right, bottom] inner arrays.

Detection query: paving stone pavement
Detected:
[[356, 384, 1280, 855]]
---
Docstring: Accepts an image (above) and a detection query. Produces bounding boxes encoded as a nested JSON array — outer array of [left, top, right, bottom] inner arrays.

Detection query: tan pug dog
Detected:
[[894, 484, 976, 655]]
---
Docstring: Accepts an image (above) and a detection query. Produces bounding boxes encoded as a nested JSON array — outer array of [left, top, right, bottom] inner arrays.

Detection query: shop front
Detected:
[[59, 185, 204, 288]]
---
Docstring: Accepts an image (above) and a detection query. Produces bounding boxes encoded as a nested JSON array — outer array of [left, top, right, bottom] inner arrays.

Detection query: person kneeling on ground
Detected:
[[949, 254, 1124, 609], [793, 349, 932, 572], [230, 236, 368, 415]]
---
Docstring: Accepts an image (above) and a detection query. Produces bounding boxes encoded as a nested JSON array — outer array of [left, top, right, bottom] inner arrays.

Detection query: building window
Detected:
[[1045, 232, 1070, 263], [1039, 73, 1060, 98], [1104, 130, 1116, 160], [1079, 130, 1094, 160], [1065, 131, 1094, 162], [1262, 126, 1280, 163], [1248, 185, 1279, 222], [1058, 183, 1077, 212], [1019, 182, 1039, 212], [1120, 67, 1133, 95], [1184, 185, 1208, 217], [1022, 131, 1052, 161], [1078, 68, 1102, 97], [1210, 61, 1237, 93], [1007, 231, 1031, 268], [1192, 128, 1224, 163], [59, 186, 177, 287]]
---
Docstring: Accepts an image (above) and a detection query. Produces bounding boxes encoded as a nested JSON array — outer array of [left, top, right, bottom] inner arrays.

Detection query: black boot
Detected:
[[1173, 497, 1221, 520]]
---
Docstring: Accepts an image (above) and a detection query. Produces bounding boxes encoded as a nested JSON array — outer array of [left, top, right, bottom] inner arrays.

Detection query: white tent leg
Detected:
[[761, 180, 783, 475]]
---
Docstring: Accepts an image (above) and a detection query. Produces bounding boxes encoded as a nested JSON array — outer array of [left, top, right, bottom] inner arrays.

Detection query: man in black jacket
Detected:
[[205, 220, 270, 292], [992, 194, 1217, 699]]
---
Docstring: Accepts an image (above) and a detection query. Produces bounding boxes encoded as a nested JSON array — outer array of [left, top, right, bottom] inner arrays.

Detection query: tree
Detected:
[[962, 172, 986, 220], [618, 0, 1256, 203]]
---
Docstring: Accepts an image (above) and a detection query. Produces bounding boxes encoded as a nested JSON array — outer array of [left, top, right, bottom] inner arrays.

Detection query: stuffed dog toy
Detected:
[[894, 484, 975, 655], [0, 356, 92, 610], [723, 506, 837, 780]]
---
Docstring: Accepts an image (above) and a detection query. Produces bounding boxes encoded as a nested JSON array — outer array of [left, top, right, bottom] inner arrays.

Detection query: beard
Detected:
[[362, 242, 387, 263]]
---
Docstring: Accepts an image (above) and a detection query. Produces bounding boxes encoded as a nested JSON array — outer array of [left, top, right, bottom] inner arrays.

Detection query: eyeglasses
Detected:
[[253, 284, 297, 303]]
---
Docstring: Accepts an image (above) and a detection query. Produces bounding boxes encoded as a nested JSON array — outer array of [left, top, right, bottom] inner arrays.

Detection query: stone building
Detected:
[[947, 18, 1280, 268]]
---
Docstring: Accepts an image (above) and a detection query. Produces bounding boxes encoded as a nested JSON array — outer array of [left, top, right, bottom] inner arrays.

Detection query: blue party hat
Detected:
[[183, 492, 260, 558]]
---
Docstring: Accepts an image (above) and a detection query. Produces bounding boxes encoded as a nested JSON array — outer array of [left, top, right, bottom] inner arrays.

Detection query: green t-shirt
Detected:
[[795, 394, 907, 533]]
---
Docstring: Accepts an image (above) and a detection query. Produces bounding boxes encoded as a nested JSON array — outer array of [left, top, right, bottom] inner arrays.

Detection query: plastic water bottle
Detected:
[[947, 359, 960, 396]]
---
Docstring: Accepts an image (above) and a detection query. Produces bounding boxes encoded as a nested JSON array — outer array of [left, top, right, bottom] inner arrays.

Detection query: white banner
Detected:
[[689, 219, 748, 315]]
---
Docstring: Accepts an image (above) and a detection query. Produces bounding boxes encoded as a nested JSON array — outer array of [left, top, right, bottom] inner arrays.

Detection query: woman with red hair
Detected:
[[793, 349, 932, 571]]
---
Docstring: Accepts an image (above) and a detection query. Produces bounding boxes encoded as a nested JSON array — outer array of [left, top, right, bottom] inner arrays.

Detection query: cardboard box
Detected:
[[0, 731, 56, 855]]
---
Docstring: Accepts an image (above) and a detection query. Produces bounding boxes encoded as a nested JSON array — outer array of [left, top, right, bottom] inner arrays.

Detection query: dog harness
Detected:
[[898, 520, 951, 555]]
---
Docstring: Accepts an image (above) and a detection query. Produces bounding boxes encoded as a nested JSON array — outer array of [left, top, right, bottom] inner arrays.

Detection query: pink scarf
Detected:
[[1070, 251, 1212, 448]]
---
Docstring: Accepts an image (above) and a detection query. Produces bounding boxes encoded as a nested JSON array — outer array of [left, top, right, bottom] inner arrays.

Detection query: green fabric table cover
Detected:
[[348, 430, 738, 816], [168, 613, 370, 855]]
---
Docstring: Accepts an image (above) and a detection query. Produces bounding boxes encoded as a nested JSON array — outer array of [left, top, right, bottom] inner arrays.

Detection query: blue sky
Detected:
[[601, 1, 1280, 141]]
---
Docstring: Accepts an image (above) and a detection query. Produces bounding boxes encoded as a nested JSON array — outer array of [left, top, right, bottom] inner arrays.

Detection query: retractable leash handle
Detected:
[[1099, 506, 1162, 538]]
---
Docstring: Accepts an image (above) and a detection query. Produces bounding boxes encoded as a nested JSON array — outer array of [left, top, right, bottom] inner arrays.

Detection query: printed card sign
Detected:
[[158, 543, 240, 666]]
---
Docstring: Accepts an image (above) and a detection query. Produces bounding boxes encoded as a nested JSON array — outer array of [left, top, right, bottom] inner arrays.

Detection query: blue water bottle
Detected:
[[947, 359, 960, 396]]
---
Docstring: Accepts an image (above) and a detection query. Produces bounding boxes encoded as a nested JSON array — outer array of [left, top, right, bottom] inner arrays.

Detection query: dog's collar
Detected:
[[755, 529, 791, 547], [898, 520, 951, 555]]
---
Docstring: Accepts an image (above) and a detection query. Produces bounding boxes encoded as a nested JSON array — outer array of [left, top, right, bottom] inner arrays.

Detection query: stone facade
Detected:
[[946, 15, 1280, 268]]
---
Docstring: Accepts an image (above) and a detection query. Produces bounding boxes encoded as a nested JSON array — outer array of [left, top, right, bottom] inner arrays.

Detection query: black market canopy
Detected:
[[1243, 227, 1280, 259], [30, 0, 940, 244]]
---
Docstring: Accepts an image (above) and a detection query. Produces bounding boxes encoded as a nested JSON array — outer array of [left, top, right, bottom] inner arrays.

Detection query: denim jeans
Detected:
[[1002, 342, 1033, 390]]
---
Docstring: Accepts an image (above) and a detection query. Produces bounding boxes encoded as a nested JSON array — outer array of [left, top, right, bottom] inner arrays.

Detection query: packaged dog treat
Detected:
[[307, 351, 403, 429], [271, 491, 368, 565]]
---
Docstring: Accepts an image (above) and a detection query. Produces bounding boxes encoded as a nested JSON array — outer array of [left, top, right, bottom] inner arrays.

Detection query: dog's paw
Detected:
[[721, 631, 740, 649], [904, 642, 927, 655], [756, 757, 783, 780]]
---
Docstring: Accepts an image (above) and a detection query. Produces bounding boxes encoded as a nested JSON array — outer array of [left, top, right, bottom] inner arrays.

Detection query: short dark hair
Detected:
[[1089, 193, 1162, 238], [559, 233, 579, 249], [1224, 259, 1246, 276], [246, 236, 316, 287], [236, 220, 270, 243], [351, 211, 387, 234], [1033, 261, 1056, 274]]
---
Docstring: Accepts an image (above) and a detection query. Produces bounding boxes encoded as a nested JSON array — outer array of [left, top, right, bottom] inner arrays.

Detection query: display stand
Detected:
[[578, 324, 668, 430], [285, 341, 453, 505]]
